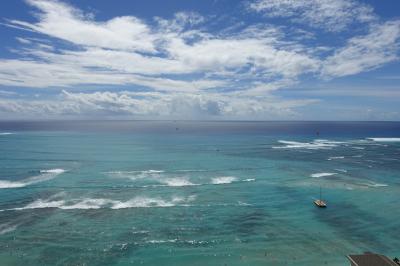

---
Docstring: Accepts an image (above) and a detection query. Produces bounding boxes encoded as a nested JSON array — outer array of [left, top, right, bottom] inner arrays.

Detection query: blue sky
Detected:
[[0, 0, 399, 120]]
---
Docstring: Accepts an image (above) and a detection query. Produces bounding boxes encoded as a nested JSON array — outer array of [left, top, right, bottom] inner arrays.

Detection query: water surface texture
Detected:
[[0, 121, 399, 265]]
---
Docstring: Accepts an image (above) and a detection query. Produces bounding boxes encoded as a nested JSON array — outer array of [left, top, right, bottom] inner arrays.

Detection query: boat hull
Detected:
[[314, 200, 327, 208]]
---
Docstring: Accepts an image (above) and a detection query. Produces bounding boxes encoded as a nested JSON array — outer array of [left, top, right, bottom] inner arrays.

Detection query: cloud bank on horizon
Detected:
[[0, 0, 399, 120]]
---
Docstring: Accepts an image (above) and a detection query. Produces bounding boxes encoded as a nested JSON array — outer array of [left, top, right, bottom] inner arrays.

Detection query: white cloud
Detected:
[[248, 0, 376, 32], [0, 90, 317, 119], [1, 0, 320, 94], [9, 0, 157, 52], [0, 0, 399, 120], [322, 20, 400, 77], [0, 58, 225, 91]]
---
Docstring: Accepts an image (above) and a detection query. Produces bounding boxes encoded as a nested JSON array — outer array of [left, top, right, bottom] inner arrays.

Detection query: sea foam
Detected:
[[310, 172, 336, 178], [273, 139, 342, 150], [5, 195, 196, 211], [367, 138, 400, 142], [0, 169, 66, 189], [362, 182, 389, 188], [211, 176, 237, 184], [106, 170, 164, 180], [161, 178, 197, 187], [328, 156, 345, 160], [0, 223, 18, 235]]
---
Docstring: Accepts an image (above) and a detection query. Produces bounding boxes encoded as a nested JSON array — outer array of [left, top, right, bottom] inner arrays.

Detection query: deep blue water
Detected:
[[0, 121, 399, 265]]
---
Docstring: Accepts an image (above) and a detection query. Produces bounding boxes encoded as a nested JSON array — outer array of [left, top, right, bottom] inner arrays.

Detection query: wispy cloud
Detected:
[[322, 21, 400, 77], [248, 0, 376, 32]]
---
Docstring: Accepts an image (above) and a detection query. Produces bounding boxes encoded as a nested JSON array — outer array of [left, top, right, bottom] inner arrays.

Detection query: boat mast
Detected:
[[320, 186, 322, 200]]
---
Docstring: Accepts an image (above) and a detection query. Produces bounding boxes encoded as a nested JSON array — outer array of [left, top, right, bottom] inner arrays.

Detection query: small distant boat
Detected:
[[314, 186, 327, 208]]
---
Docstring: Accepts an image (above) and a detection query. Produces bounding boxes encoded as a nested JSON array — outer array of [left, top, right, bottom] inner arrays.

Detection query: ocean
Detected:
[[0, 121, 399, 265]]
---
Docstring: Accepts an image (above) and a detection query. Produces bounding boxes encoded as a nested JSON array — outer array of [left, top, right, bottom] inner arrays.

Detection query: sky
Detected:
[[0, 0, 399, 120]]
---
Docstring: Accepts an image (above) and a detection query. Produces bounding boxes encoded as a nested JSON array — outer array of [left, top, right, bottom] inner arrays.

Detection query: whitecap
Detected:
[[273, 140, 341, 150], [0, 168, 66, 189], [111, 197, 182, 209], [161, 178, 197, 187], [106, 170, 164, 180], [310, 172, 336, 178], [0, 132, 13, 135], [237, 201, 251, 206], [242, 178, 255, 182], [367, 138, 400, 142], [211, 176, 237, 184], [143, 170, 164, 174], [0, 223, 18, 235], [0, 180, 26, 189], [60, 198, 114, 209], [362, 182, 388, 188], [40, 169, 65, 174], [18, 199, 66, 210], [146, 239, 178, 244], [334, 169, 348, 173], [6, 195, 196, 211], [328, 156, 345, 160]]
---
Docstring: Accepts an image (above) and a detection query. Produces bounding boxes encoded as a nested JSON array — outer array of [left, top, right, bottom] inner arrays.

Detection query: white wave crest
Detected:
[[211, 176, 237, 184], [0, 223, 18, 235], [0, 180, 26, 189], [6, 195, 196, 211], [146, 239, 178, 244], [162, 178, 197, 187], [273, 139, 343, 150], [363, 182, 388, 188], [111, 196, 187, 209], [61, 198, 114, 209], [40, 169, 65, 174], [367, 138, 400, 142], [0, 169, 66, 189], [0, 132, 13, 135], [106, 170, 164, 180], [310, 172, 336, 178], [328, 156, 345, 160]]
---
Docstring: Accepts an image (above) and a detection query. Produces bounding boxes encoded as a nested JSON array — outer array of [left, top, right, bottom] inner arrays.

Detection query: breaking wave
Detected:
[[310, 172, 336, 178], [106, 170, 164, 180], [0, 132, 13, 135], [211, 176, 237, 184], [161, 178, 197, 187], [362, 182, 388, 188], [4, 195, 196, 211], [367, 138, 400, 142], [144, 239, 210, 245], [328, 156, 345, 160], [107, 169, 253, 187], [273, 139, 344, 150], [0, 223, 18, 235], [0, 169, 66, 189]]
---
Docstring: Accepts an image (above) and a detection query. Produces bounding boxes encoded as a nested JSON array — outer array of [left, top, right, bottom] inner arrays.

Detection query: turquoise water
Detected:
[[0, 121, 399, 265]]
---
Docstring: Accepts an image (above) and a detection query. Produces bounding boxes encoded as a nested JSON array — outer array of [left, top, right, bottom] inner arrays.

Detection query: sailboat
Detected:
[[314, 186, 327, 208]]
